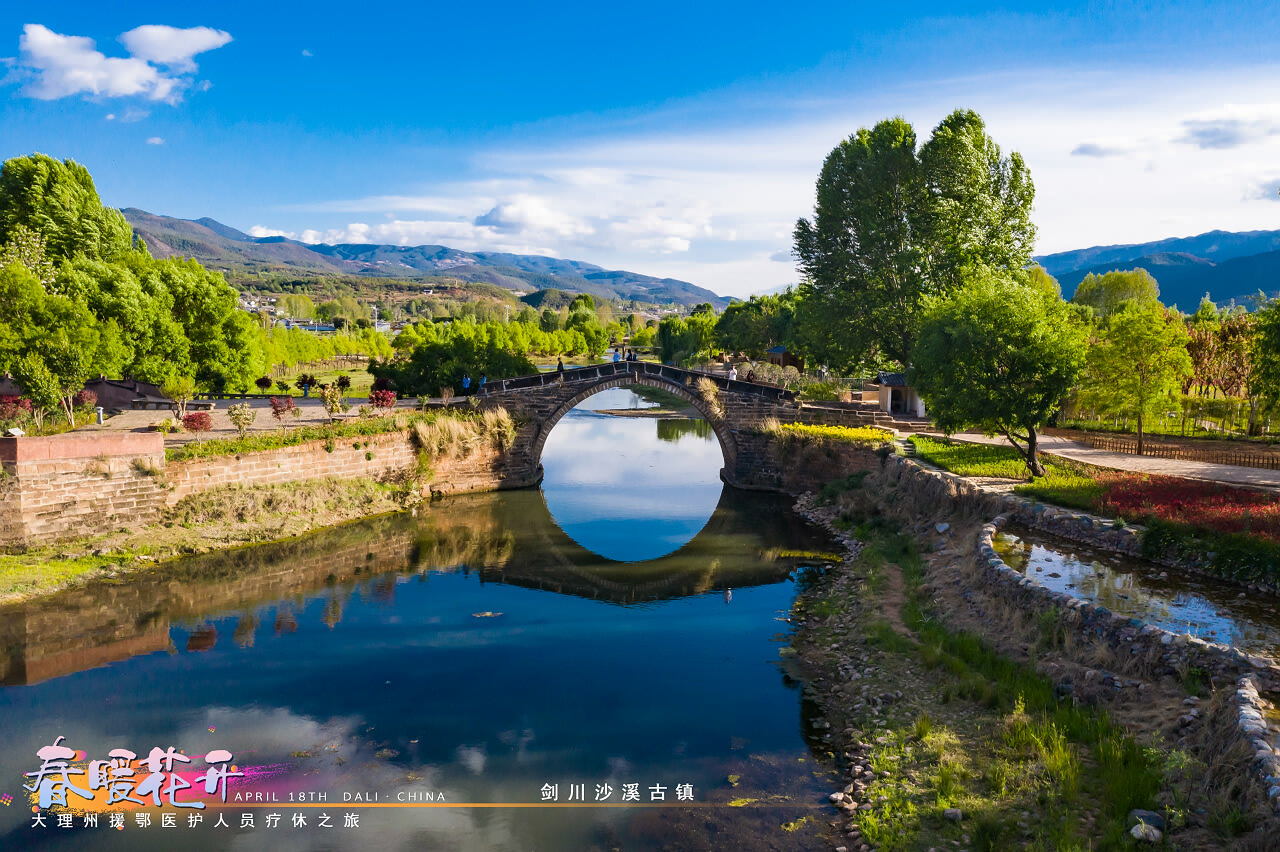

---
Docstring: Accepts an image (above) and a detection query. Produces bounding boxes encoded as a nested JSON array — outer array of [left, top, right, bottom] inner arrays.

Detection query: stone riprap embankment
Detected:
[[874, 453, 1280, 814]]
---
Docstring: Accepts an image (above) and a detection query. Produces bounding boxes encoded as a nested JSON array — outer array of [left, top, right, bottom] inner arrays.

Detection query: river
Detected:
[[0, 387, 839, 850]]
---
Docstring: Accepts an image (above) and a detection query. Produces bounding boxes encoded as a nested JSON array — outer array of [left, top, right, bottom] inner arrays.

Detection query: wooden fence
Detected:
[[1066, 432, 1280, 471]]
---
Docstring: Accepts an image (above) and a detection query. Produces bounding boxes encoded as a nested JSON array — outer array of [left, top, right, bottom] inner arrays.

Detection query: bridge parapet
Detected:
[[478, 361, 797, 405]]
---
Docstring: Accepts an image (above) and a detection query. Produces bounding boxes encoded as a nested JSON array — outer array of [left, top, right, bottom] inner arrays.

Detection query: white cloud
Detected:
[[118, 25, 231, 73], [301, 49, 313, 57], [146, 136, 164, 145], [474, 195, 594, 238], [253, 65, 1280, 297], [15, 23, 230, 103]]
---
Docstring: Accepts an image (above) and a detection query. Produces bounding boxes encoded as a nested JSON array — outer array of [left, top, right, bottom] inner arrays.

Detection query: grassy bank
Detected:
[[0, 477, 415, 603], [790, 505, 1251, 850]]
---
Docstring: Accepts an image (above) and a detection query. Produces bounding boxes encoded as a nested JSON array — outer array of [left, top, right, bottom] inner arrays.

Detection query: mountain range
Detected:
[[1035, 229, 1280, 310], [125, 209, 1280, 314], [123, 209, 730, 309]]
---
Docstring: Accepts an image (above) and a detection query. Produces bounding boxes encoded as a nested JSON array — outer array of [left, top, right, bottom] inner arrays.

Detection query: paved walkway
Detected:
[[949, 430, 1280, 491], [76, 397, 423, 445]]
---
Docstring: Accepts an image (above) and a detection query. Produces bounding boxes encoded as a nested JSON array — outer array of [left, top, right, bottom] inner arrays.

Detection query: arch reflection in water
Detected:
[[539, 387, 724, 562]]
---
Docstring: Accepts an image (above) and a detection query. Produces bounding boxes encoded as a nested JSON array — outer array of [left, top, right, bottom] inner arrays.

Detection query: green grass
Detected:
[[0, 551, 125, 598], [274, 366, 376, 397], [843, 520, 1168, 850], [776, 423, 895, 445], [165, 409, 472, 462], [908, 435, 1102, 509]]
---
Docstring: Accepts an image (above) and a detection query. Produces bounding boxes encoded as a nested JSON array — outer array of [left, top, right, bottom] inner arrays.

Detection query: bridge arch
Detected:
[[477, 361, 801, 490], [527, 372, 737, 476]]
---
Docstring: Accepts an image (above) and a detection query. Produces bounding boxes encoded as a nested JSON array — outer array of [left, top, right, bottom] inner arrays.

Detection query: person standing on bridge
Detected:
[[746, 369, 756, 383], [728, 365, 738, 382], [478, 373, 487, 390], [556, 357, 565, 373], [613, 348, 621, 363], [461, 372, 471, 394]]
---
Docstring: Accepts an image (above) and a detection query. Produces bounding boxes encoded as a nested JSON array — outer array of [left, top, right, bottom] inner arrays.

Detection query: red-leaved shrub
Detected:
[[181, 412, 213, 434], [369, 389, 397, 409]]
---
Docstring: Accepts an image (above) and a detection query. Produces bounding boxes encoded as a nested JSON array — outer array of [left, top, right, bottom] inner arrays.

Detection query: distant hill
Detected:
[[1036, 229, 1280, 310], [123, 209, 729, 308]]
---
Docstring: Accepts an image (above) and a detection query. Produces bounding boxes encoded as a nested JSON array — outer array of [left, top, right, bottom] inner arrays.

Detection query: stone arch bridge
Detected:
[[476, 361, 882, 489]]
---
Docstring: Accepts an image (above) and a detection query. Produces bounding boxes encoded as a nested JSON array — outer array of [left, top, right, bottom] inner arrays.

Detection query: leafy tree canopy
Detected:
[[0, 154, 267, 393], [909, 269, 1087, 476], [715, 292, 796, 358], [0, 154, 135, 262], [793, 109, 1035, 371], [1070, 268, 1160, 319], [1079, 300, 1192, 454]]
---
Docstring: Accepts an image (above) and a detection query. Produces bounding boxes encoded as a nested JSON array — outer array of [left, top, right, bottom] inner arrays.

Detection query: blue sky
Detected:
[[3, 2, 1280, 297]]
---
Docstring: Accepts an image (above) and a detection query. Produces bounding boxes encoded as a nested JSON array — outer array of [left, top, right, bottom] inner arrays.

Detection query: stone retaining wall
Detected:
[[0, 433, 168, 543], [871, 454, 1280, 814], [0, 428, 536, 546]]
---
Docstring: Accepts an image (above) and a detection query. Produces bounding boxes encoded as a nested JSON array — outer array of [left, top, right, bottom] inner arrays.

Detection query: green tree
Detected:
[[716, 293, 795, 358], [1070, 269, 1160, 319], [1080, 301, 1192, 455], [909, 270, 1087, 476], [0, 154, 135, 262], [11, 353, 59, 432], [162, 375, 196, 418], [1251, 296, 1280, 430], [0, 224, 56, 286], [43, 339, 91, 426], [793, 110, 1034, 370]]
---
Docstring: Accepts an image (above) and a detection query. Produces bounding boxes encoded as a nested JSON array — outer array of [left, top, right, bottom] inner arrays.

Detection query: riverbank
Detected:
[[0, 476, 417, 604], [785, 454, 1280, 849]]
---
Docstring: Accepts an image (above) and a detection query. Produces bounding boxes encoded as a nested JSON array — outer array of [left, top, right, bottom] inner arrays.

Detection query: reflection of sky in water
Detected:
[[0, 394, 835, 851], [0, 566, 816, 851], [995, 527, 1280, 657], [540, 387, 723, 562]]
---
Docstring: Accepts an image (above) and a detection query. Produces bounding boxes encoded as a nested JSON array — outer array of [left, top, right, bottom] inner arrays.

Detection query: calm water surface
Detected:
[[0, 388, 838, 850], [994, 526, 1280, 658]]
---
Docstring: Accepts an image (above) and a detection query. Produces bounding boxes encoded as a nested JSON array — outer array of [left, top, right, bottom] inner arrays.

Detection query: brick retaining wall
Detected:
[[0, 428, 535, 546]]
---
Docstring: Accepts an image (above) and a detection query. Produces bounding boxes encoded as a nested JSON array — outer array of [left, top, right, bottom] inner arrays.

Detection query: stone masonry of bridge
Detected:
[[477, 361, 899, 490], [0, 362, 902, 544]]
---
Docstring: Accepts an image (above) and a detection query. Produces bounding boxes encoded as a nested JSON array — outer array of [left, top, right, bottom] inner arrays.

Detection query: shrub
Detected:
[[772, 423, 894, 446], [796, 380, 851, 401], [181, 412, 212, 441], [255, 376, 273, 392], [319, 385, 348, 422], [440, 387, 455, 404], [335, 375, 352, 392], [72, 389, 98, 409], [0, 395, 33, 430], [369, 389, 396, 409], [153, 416, 183, 434], [227, 402, 257, 438], [269, 396, 296, 428], [275, 380, 291, 394]]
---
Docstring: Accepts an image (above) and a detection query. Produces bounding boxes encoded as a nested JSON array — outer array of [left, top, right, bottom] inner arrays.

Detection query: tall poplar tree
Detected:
[[793, 109, 1035, 371]]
